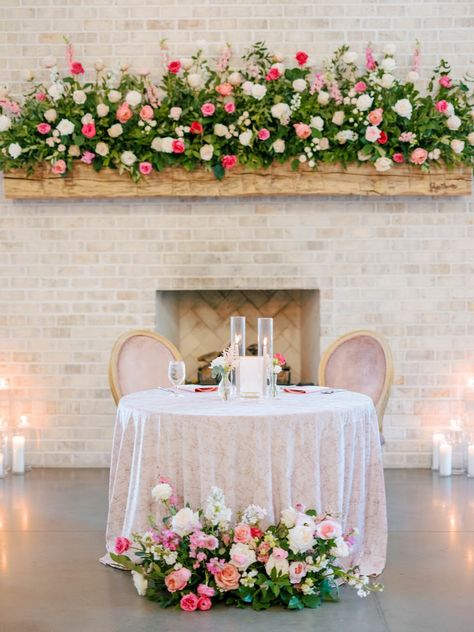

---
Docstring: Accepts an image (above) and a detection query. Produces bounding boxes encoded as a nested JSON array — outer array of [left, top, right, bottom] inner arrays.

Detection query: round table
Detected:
[[104, 387, 387, 575]]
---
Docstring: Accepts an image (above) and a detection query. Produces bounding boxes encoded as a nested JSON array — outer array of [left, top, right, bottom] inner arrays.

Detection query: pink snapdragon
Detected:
[[365, 45, 377, 71], [206, 557, 225, 575], [310, 73, 326, 94]]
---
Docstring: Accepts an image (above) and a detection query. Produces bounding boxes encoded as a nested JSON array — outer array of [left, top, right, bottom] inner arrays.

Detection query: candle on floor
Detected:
[[439, 442, 452, 477], [12, 435, 25, 474], [468, 445, 474, 478], [432, 433, 445, 471]]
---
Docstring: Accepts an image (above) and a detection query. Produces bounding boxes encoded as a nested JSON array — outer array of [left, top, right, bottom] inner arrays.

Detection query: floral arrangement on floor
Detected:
[[0, 39, 472, 181], [110, 477, 382, 612]]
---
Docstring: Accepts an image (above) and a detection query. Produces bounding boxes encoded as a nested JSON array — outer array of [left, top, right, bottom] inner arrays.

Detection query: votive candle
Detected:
[[12, 435, 25, 474], [439, 442, 452, 477], [431, 433, 445, 471], [468, 445, 474, 478]]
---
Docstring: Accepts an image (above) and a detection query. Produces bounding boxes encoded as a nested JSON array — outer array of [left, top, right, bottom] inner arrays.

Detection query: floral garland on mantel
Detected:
[[0, 39, 473, 181]]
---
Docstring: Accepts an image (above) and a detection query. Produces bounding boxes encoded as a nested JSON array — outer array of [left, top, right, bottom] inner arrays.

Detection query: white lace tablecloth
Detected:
[[104, 387, 387, 575]]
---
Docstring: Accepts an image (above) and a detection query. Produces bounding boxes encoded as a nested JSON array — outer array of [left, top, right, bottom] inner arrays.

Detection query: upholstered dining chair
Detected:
[[108, 329, 182, 405], [318, 330, 393, 433]]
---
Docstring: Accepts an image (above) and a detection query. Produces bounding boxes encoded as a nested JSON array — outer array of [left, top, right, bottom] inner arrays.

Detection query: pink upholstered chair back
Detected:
[[318, 330, 393, 431], [109, 330, 182, 404]]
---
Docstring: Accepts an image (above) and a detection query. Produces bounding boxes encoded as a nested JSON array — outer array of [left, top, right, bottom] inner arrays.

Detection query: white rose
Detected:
[[161, 137, 174, 153], [374, 157, 393, 172], [358, 149, 371, 161], [281, 507, 297, 528], [121, 151, 137, 166], [95, 142, 109, 157], [242, 81, 253, 95], [329, 536, 350, 558], [384, 44, 397, 55], [96, 103, 109, 117], [47, 83, 64, 101], [107, 123, 123, 138], [228, 71, 242, 86], [393, 98, 413, 119], [131, 571, 148, 596], [0, 115, 11, 132], [380, 73, 395, 89], [406, 71, 419, 83], [365, 125, 381, 142], [230, 543, 256, 571], [292, 78, 307, 93], [151, 482, 172, 501], [44, 108, 57, 123], [272, 139, 285, 153], [151, 137, 162, 151], [318, 137, 329, 150], [125, 90, 142, 107], [73, 90, 87, 104], [214, 123, 229, 137], [239, 130, 252, 146], [271, 102, 290, 123], [446, 115, 461, 131], [356, 94, 373, 111], [467, 132, 474, 146], [171, 507, 200, 536], [343, 51, 358, 64], [317, 90, 330, 105], [200, 144, 214, 161], [381, 57, 396, 72], [168, 107, 182, 121], [251, 84, 267, 100], [187, 73, 202, 89], [310, 116, 324, 131], [8, 142, 22, 159], [288, 526, 316, 554], [108, 90, 122, 103], [81, 113, 93, 125], [451, 139, 465, 154], [265, 555, 289, 577], [332, 111, 345, 126], [56, 119, 75, 135]]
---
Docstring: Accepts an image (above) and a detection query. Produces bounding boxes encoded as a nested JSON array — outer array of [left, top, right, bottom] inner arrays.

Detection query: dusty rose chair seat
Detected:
[[318, 330, 393, 434], [109, 330, 182, 405]]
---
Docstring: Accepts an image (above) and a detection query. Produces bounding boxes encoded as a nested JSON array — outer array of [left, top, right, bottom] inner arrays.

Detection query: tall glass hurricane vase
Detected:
[[230, 316, 246, 357], [257, 318, 274, 396]]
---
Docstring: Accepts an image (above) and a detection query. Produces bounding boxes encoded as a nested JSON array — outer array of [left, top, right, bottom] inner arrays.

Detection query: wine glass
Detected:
[[168, 360, 186, 397]]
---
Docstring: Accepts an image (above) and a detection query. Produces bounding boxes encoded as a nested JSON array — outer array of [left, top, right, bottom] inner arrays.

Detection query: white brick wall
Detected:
[[0, 1, 473, 467]]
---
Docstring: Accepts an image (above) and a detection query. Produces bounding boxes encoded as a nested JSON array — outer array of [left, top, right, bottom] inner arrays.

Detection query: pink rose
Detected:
[[258, 128, 270, 141], [439, 76, 452, 88], [114, 536, 131, 554], [221, 154, 237, 170], [35, 92, 47, 102], [139, 105, 154, 121], [165, 567, 191, 593], [204, 535, 218, 550], [224, 101, 235, 114], [197, 596, 212, 611], [139, 161, 152, 175], [265, 67, 281, 81], [392, 153, 405, 163], [435, 100, 449, 113], [168, 60, 181, 74], [51, 159, 66, 175], [116, 102, 132, 124], [197, 584, 215, 597], [289, 561, 307, 584], [172, 139, 185, 154], [201, 102, 215, 117], [70, 61, 84, 75], [234, 523, 252, 544], [316, 518, 342, 540], [354, 81, 367, 93], [180, 593, 199, 612], [295, 51, 309, 67], [214, 563, 240, 591], [81, 151, 95, 164], [216, 83, 233, 97], [37, 123, 51, 134], [272, 547, 288, 560], [81, 122, 96, 139], [367, 108, 383, 126], [410, 147, 428, 165], [294, 123, 311, 139]]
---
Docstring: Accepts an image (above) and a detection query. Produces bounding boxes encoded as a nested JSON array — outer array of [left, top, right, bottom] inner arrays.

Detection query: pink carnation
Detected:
[[172, 139, 185, 154], [257, 128, 270, 140], [265, 67, 281, 81], [139, 161, 152, 175], [392, 153, 405, 164], [180, 593, 199, 612], [114, 536, 131, 554], [37, 123, 51, 134], [197, 584, 216, 597], [201, 102, 215, 117]]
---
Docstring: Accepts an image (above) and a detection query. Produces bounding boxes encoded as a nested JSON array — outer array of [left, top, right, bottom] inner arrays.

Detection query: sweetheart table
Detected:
[[103, 386, 387, 575]]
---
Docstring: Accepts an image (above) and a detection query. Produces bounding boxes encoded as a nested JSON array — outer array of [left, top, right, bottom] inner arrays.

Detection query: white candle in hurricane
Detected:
[[432, 433, 445, 470], [468, 445, 474, 478], [0, 452, 4, 477], [439, 442, 452, 477], [12, 435, 25, 474]]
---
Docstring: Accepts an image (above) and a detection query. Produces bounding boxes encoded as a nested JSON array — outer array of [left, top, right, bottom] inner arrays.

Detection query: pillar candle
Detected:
[[432, 433, 445, 470], [439, 442, 452, 477], [12, 435, 25, 474], [468, 445, 474, 478]]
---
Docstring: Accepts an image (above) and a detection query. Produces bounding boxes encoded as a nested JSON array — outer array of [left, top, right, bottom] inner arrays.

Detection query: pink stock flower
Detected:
[[410, 147, 428, 165], [392, 153, 405, 163], [114, 536, 131, 554], [265, 66, 281, 81], [116, 102, 133, 123], [257, 128, 270, 141], [354, 81, 367, 93], [294, 123, 311, 139], [51, 159, 66, 175], [172, 139, 185, 154], [167, 60, 181, 74], [221, 154, 237, 170], [139, 105, 154, 121], [139, 162, 152, 175], [216, 83, 233, 97], [206, 557, 225, 575], [81, 151, 95, 164], [224, 101, 236, 114], [365, 46, 377, 71], [35, 92, 47, 102], [198, 584, 216, 597], [296, 51, 309, 66], [36, 123, 51, 134], [165, 568, 191, 593], [81, 122, 96, 139], [310, 73, 326, 94], [201, 102, 216, 117], [329, 82, 343, 104], [316, 518, 342, 540], [368, 108, 383, 126], [439, 76, 452, 88], [70, 61, 84, 75], [412, 44, 421, 73], [435, 100, 449, 113], [197, 596, 212, 611], [180, 593, 199, 612], [234, 523, 252, 544], [399, 132, 415, 142]]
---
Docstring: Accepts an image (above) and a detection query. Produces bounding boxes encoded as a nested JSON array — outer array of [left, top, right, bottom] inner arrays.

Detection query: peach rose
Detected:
[[164, 567, 191, 593], [233, 523, 252, 544], [316, 518, 342, 540], [214, 563, 240, 591], [368, 108, 383, 126], [410, 147, 428, 165], [116, 102, 132, 124], [139, 105, 154, 121], [51, 159, 66, 175], [216, 83, 233, 97], [294, 122, 311, 139]]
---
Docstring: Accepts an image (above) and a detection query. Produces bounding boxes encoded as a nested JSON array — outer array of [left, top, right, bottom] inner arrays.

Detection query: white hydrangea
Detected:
[[381, 57, 396, 72], [343, 51, 358, 64], [47, 83, 64, 101], [187, 73, 202, 89], [380, 73, 395, 89]]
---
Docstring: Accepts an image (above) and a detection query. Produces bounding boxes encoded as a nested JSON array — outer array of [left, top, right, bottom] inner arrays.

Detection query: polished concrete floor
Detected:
[[0, 469, 473, 632]]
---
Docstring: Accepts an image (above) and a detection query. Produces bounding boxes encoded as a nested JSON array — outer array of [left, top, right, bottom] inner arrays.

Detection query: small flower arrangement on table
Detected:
[[111, 478, 383, 612], [270, 352, 287, 396], [210, 344, 239, 400]]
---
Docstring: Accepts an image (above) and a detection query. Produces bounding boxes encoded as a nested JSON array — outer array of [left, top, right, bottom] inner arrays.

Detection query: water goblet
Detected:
[[168, 360, 185, 397]]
